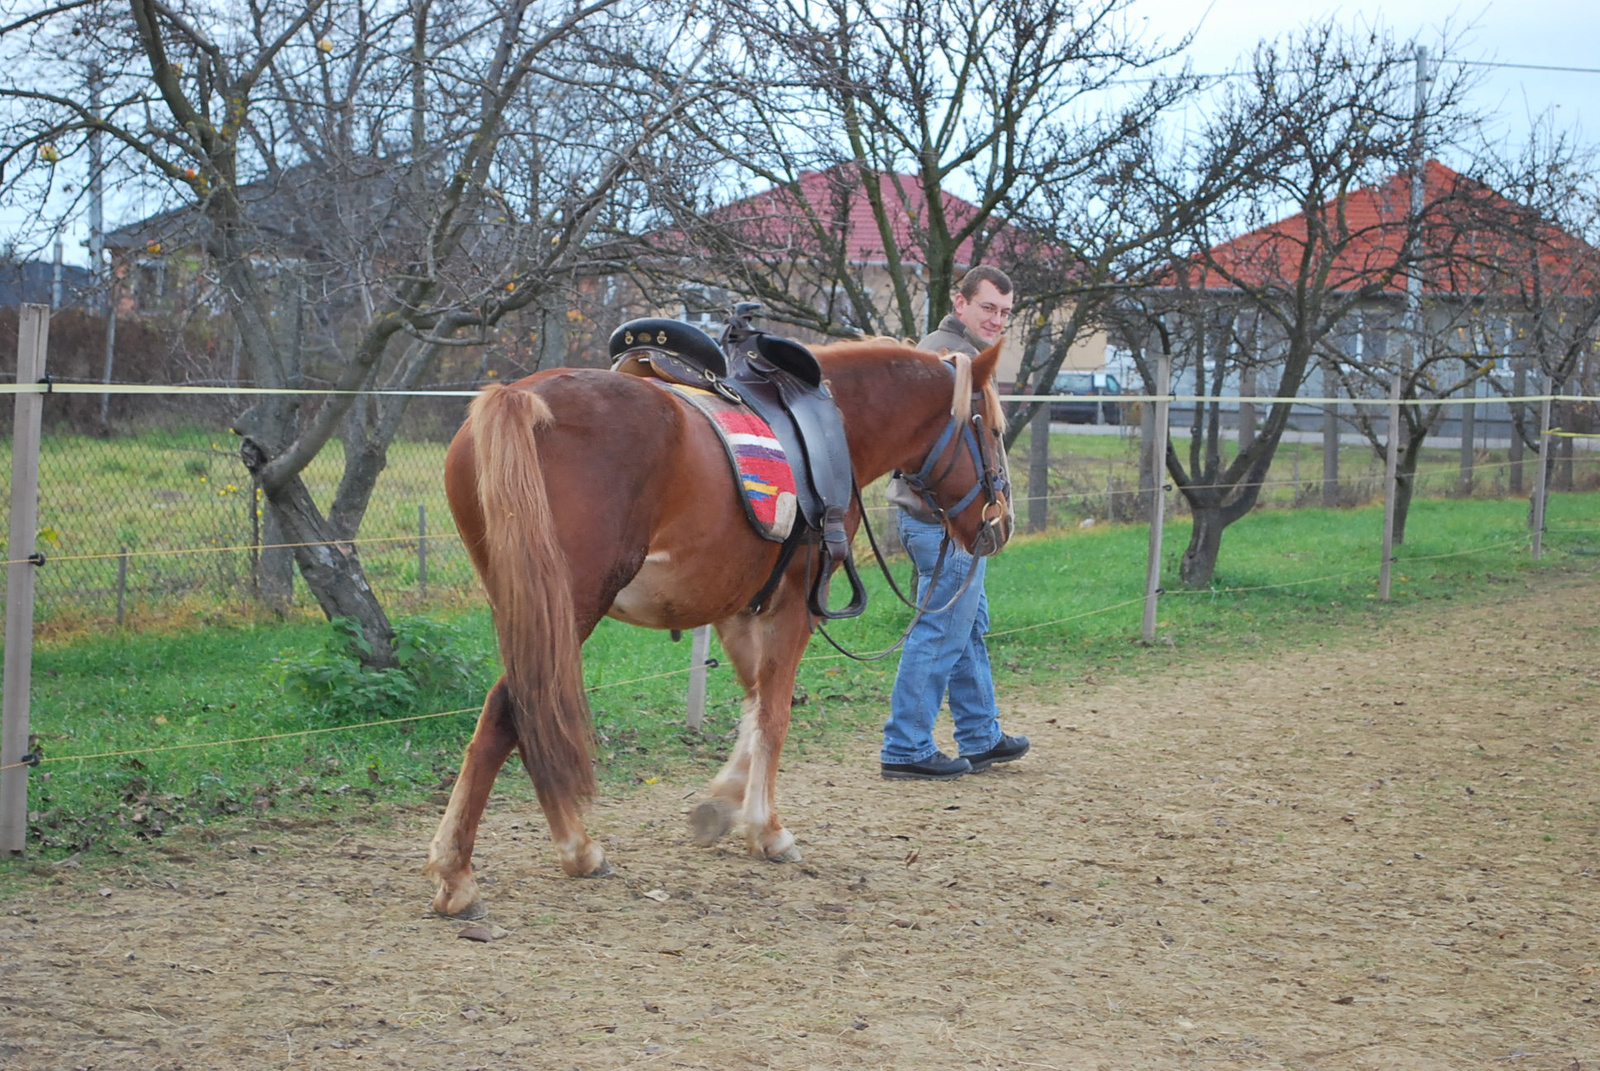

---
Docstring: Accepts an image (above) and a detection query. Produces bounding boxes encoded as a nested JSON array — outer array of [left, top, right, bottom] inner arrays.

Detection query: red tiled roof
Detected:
[[1187, 160, 1599, 297], [665, 166, 1038, 268]]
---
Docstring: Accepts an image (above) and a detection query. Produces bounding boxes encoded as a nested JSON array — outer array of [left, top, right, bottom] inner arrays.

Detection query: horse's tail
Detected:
[[467, 384, 596, 805]]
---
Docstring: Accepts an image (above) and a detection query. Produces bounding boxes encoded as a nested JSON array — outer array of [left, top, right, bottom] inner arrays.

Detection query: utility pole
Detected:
[[88, 62, 104, 296], [88, 62, 116, 428], [1379, 44, 1429, 601], [51, 238, 64, 308]]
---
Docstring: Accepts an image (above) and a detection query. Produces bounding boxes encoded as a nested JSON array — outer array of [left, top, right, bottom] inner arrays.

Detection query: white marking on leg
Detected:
[[742, 717, 773, 842], [553, 832, 601, 875], [709, 695, 760, 799]]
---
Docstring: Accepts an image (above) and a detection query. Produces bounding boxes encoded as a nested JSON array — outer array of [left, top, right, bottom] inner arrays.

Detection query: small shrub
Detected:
[[276, 615, 489, 725], [277, 618, 417, 723]]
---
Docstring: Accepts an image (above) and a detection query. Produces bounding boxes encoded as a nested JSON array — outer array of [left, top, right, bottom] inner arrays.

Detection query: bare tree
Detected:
[[1, 0, 698, 664], [633, 0, 1189, 357], [1119, 22, 1479, 588], [1327, 150, 1600, 541], [1468, 132, 1600, 501]]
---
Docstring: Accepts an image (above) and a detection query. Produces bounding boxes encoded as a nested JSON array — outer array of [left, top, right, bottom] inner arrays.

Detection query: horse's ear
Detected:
[[972, 338, 1002, 388]]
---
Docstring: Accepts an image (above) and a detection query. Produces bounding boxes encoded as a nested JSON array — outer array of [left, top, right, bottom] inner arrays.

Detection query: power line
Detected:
[[1112, 57, 1600, 87]]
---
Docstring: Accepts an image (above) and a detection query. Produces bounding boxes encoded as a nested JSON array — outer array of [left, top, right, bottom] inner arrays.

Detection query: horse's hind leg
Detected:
[[425, 679, 609, 917], [425, 680, 517, 919]]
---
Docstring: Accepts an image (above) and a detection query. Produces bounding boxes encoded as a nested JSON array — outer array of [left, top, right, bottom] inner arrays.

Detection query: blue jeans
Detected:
[[881, 513, 1003, 764]]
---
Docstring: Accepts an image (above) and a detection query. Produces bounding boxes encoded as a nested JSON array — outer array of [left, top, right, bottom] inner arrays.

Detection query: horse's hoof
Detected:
[[435, 899, 488, 921], [766, 845, 803, 864], [689, 799, 736, 846], [579, 859, 614, 878]]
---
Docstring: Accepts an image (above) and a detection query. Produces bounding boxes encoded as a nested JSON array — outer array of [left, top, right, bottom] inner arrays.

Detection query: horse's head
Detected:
[[895, 339, 1014, 558]]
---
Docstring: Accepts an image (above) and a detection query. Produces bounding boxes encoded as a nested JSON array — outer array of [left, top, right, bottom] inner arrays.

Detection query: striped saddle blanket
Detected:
[[655, 381, 798, 542]]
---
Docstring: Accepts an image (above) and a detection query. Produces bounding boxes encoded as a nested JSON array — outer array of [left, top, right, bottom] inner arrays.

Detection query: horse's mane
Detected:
[[814, 336, 1007, 436]]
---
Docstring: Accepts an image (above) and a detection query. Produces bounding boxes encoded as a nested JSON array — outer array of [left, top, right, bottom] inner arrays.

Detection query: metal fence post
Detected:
[[1027, 405, 1049, 533], [3, 304, 49, 854], [418, 503, 428, 599], [1457, 379, 1476, 497], [116, 548, 128, 625]]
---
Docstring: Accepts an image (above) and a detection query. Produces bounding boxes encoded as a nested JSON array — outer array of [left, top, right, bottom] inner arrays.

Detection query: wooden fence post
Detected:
[[2, 304, 49, 854], [1141, 351, 1171, 643], [685, 625, 712, 731], [1027, 405, 1049, 533], [1531, 388, 1553, 560]]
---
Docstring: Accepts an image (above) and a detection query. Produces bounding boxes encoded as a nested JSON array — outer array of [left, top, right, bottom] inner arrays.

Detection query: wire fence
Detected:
[[2, 388, 1598, 629], [1, 377, 1598, 820]]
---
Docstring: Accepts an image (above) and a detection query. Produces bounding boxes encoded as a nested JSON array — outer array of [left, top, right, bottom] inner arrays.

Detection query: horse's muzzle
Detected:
[[970, 499, 1013, 557]]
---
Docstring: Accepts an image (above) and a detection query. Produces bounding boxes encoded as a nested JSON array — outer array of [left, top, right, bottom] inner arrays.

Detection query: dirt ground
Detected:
[[2, 569, 1597, 1071]]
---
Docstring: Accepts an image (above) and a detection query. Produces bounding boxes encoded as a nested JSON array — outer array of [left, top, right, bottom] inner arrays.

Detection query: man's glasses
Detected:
[[976, 302, 1012, 320]]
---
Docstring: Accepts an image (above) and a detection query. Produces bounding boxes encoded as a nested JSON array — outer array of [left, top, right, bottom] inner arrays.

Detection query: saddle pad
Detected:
[[655, 382, 798, 542]]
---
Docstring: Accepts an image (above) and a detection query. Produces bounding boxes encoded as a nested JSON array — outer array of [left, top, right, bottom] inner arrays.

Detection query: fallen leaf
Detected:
[[457, 925, 493, 943]]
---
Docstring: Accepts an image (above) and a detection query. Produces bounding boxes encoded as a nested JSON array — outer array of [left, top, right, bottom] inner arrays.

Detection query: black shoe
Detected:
[[962, 732, 1030, 772], [880, 751, 972, 781]]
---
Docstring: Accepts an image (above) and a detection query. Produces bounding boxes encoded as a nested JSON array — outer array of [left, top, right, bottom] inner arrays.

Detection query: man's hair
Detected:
[[955, 264, 1014, 300]]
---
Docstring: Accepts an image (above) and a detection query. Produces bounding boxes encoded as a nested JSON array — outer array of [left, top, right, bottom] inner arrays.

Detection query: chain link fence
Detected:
[[2, 393, 480, 630]]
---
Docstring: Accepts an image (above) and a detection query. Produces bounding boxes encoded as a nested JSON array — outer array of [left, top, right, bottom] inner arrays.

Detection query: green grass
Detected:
[[3, 489, 1596, 880]]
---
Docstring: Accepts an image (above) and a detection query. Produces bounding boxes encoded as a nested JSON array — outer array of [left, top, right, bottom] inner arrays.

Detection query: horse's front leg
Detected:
[[691, 608, 805, 863]]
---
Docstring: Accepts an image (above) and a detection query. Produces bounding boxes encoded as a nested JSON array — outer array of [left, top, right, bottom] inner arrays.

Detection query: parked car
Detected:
[[1048, 371, 1123, 424]]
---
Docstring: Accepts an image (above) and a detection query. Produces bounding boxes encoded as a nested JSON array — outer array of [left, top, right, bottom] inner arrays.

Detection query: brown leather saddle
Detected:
[[609, 308, 866, 620]]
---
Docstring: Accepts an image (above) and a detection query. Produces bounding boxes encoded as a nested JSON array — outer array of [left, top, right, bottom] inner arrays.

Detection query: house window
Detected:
[[681, 285, 728, 330], [133, 257, 167, 311]]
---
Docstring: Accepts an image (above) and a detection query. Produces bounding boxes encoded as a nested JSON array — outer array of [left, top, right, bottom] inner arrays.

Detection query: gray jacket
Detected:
[[886, 315, 980, 521]]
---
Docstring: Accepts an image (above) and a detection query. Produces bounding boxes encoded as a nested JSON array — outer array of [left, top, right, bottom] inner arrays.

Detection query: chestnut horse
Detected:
[[424, 337, 1012, 918]]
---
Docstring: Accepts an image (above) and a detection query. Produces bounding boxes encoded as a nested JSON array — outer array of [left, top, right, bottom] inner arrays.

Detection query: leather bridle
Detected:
[[895, 354, 1013, 559], [811, 354, 1013, 661]]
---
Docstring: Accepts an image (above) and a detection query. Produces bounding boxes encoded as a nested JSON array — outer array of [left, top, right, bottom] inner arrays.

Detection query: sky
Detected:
[[5, 0, 1600, 267], [1123, 0, 1600, 143]]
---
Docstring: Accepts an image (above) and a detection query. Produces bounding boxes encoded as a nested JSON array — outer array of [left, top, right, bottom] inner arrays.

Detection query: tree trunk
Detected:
[[256, 494, 295, 615], [1179, 505, 1227, 588], [241, 438, 398, 668], [1391, 443, 1419, 546]]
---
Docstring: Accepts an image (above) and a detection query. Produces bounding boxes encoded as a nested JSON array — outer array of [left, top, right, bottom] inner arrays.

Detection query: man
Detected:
[[879, 265, 1030, 780]]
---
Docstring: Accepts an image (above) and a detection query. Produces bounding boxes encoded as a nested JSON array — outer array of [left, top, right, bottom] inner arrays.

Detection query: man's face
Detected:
[[952, 280, 1014, 345]]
